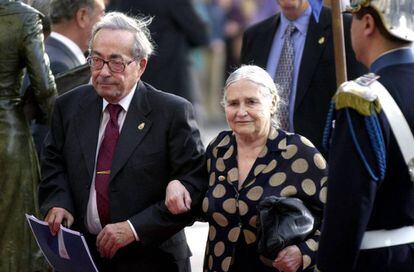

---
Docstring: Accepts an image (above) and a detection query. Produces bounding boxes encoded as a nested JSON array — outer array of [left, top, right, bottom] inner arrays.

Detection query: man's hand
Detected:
[[273, 245, 303, 272], [44, 207, 74, 236], [165, 179, 192, 214], [96, 221, 135, 259]]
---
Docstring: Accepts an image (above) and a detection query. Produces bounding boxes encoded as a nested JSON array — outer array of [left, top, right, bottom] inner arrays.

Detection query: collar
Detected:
[[102, 82, 138, 112], [216, 126, 287, 153], [279, 5, 312, 37], [370, 47, 414, 73], [50, 31, 86, 64]]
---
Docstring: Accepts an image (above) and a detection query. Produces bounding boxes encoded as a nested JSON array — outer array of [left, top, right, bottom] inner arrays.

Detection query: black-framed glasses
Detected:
[[87, 56, 138, 73]]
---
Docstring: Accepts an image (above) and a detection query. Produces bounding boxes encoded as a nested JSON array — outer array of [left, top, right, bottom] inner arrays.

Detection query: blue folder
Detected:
[[26, 214, 99, 272]]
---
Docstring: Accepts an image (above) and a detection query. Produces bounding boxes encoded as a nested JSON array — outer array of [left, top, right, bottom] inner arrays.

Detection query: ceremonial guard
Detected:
[[317, 0, 414, 271]]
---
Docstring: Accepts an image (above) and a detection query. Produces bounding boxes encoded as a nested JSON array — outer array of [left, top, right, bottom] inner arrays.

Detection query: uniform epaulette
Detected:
[[323, 74, 386, 182], [333, 73, 382, 116]]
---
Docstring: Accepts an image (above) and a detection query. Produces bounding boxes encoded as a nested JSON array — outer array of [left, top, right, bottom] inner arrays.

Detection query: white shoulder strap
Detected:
[[370, 79, 414, 182]]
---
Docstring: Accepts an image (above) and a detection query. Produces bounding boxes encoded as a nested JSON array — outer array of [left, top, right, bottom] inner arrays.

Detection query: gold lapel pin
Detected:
[[318, 37, 325, 45], [138, 122, 145, 130]]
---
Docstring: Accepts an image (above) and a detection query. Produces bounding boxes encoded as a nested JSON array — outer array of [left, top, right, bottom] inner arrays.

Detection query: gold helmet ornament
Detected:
[[347, 0, 414, 42]]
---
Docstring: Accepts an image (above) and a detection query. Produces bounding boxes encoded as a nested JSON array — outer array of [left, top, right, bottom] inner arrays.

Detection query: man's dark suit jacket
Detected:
[[45, 35, 83, 76], [38, 81, 207, 271], [241, 7, 366, 155], [31, 37, 90, 157], [109, 0, 209, 102]]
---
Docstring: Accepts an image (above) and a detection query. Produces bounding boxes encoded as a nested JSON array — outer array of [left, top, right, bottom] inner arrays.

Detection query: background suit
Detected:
[[30, 36, 88, 157], [39, 81, 207, 271], [109, 0, 208, 102], [240, 7, 366, 154], [45, 35, 83, 76]]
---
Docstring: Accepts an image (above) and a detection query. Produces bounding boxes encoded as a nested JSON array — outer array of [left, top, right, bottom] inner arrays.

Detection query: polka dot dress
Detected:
[[202, 127, 328, 271]]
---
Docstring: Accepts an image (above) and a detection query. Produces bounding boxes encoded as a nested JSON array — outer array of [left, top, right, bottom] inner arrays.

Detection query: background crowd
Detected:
[[23, 0, 283, 123], [20, 0, 354, 125]]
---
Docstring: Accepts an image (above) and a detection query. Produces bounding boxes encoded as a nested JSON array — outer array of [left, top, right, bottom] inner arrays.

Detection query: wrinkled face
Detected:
[[224, 79, 274, 139], [90, 28, 146, 103], [277, 0, 308, 20]]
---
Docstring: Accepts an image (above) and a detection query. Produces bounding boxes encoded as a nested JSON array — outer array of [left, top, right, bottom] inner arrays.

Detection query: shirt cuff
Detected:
[[127, 220, 139, 241]]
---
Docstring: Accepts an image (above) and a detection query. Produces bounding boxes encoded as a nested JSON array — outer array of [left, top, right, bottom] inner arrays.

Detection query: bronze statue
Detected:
[[0, 0, 57, 270]]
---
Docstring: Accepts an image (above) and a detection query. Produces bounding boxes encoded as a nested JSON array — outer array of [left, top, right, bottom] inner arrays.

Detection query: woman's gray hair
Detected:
[[222, 65, 282, 128], [89, 12, 154, 60]]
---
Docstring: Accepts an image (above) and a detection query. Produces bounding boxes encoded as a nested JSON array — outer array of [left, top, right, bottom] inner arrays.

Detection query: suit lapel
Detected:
[[110, 81, 152, 180], [295, 7, 331, 111], [256, 15, 281, 68], [75, 86, 102, 179]]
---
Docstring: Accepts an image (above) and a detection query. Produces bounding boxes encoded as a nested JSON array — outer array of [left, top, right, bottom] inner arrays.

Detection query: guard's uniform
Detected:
[[317, 48, 414, 271]]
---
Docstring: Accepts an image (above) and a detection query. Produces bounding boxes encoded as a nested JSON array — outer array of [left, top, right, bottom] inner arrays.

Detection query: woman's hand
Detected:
[[273, 245, 303, 272], [165, 179, 192, 214]]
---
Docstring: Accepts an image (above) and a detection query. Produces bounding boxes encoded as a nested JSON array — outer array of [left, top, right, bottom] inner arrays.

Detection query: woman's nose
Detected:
[[237, 106, 248, 117]]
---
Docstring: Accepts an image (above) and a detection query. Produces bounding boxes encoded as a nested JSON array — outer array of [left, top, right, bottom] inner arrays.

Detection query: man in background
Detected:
[[241, 0, 366, 155], [46, 0, 105, 75], [30, 0, 105, 156]]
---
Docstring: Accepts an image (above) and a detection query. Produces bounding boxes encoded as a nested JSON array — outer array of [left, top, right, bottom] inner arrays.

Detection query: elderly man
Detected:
[[46, 0, 105, 75], [39, 12, 207, 272], [317, 0, 414, 271]]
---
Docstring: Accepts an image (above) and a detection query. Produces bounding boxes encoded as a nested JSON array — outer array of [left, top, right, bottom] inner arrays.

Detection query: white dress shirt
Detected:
[[86, 83, 139, 240]]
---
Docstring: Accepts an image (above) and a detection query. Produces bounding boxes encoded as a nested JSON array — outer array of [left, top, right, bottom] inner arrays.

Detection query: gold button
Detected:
[[218, 175, 226, 181], [138, 122, 145, 130], [318, 37, 325, 44]]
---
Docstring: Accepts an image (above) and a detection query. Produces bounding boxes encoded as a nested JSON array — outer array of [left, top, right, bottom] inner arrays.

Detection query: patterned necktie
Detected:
[[95, 103, 122, 227], [275, 23, 296, 131]]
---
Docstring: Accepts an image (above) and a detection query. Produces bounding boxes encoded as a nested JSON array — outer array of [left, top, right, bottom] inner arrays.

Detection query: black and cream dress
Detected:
[[202, 127, 328, 272]]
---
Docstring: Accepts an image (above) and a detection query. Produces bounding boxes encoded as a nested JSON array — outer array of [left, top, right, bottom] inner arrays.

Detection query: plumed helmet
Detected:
[[347, 0, 414, 42]]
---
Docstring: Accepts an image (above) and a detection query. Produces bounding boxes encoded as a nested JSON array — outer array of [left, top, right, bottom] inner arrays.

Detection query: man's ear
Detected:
[[75, 7, 90, 28], [363, 13, 376, 37], [137, 58, 148, 77]]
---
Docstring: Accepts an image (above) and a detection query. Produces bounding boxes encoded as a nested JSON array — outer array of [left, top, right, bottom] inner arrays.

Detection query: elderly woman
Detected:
[[166, 65, 327, 272]]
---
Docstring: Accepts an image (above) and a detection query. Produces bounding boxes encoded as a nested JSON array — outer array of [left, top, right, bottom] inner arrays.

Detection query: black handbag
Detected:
[[256, 196, 315, 259]]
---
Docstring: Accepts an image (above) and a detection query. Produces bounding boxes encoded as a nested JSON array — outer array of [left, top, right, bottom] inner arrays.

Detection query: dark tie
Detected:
[[275, 23, 296, 131], [95, 103, 122, 227]]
